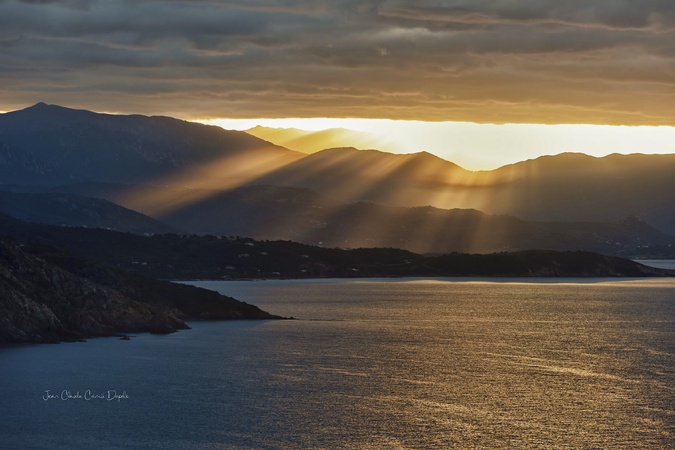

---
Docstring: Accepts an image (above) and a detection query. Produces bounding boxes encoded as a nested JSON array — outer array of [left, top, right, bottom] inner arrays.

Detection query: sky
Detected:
[[1, 0, 674, 168], [202, 118, 675, 170]]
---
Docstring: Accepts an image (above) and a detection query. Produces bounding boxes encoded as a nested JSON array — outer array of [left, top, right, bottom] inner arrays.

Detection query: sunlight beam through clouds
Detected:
[[201, 118, 675, 171], [114, 145, 303, 216], [1, 0, 673, 252]]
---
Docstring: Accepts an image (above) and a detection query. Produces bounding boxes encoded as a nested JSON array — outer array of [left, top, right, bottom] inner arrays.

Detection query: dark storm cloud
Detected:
[[0, 0, 673, 124]]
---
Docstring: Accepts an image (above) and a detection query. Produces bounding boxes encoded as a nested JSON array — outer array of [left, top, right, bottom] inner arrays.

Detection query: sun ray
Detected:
[[114, 146, 303, 217]]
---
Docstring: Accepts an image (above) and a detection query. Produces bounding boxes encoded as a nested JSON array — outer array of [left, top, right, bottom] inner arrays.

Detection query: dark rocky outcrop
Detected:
[[0, 238, 280, 344]]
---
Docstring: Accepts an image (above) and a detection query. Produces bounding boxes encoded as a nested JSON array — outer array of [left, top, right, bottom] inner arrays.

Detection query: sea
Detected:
[[1, 277, 674, 449], [634, 259, 675, 271]]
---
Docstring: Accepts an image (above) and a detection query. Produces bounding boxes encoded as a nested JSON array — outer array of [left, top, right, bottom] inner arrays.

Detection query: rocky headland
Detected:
[[0, 238, 280, 344]]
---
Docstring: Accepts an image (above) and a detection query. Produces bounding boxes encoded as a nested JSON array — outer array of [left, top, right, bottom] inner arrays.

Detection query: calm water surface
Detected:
[[1, 278, 674, 449], [636, 259, 675, 270]]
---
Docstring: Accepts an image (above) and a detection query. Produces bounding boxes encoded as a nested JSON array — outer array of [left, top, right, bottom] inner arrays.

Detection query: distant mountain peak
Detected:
[[16, 102, 93, 120], [25, 102, 71, 112], [245, 124, 403, 155], [0, 103, 301, 187]]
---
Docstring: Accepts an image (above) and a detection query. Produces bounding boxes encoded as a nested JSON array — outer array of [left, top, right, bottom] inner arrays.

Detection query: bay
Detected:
[[1, 278, 674, 449], [636, 259, 675, 271]]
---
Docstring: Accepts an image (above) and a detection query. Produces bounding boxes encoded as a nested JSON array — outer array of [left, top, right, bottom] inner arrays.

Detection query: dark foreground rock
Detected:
[[0, 238, 280, 344]]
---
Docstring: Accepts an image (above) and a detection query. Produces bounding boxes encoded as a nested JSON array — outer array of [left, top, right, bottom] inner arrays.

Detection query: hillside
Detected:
[[0, 237, 280, 344], [0, 191, 174, 234], [480, 153, 675, 234], [253, 148, 675, 235], [0, 103, 302, 188], [254, 147, 468, 206], [0, 214, 671, 281], [53, 183, 675, 258], [2, 104, 673, 237]]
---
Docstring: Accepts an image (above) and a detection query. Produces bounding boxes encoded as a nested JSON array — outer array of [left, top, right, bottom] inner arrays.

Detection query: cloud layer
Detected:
[[1, 0, 674, 124]]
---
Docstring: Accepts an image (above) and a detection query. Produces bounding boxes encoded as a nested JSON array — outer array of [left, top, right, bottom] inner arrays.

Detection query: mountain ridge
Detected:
[[245, 125, 401, 155], [0, 191, 175, 234], [0, 214, 671, 282], [253, 148, 675, 234], [48, 183, 675, 258], [2, 103, 674, 236], [0, 102, 302, 187]]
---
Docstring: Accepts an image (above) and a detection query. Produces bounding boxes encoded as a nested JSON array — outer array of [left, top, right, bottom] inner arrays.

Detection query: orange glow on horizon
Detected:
[[199, 118, 675, 171]]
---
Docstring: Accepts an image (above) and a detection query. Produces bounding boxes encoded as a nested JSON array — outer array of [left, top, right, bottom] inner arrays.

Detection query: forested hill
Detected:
[[0, 214, 671, 280]]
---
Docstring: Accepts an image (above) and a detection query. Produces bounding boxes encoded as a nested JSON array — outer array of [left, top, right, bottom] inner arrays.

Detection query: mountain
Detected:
[[2, 104, 673, 237], [0, 237, 280, 344], [245, 125, 401, 154], [480, 153, 675, 232], [142, 185, 675, 257], [0, 102, 302, 188], [253, 149, 675, 236], [44, 184, 675, 258], [254, 147, 469, 204], [0, 191, 174, 234]]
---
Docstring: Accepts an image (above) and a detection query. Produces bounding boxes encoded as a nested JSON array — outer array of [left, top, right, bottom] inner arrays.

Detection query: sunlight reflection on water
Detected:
[[1, 278, 674, 449]]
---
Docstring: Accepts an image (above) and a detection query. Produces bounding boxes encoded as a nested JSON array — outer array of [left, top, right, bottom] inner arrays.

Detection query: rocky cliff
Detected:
[[0, 238, 279, 344]]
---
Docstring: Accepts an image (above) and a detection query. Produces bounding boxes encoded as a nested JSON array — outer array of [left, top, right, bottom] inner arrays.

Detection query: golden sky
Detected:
[[1, 0, 674, 126], [2, 1, 675, 169], [202, 118, 675, 170]]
